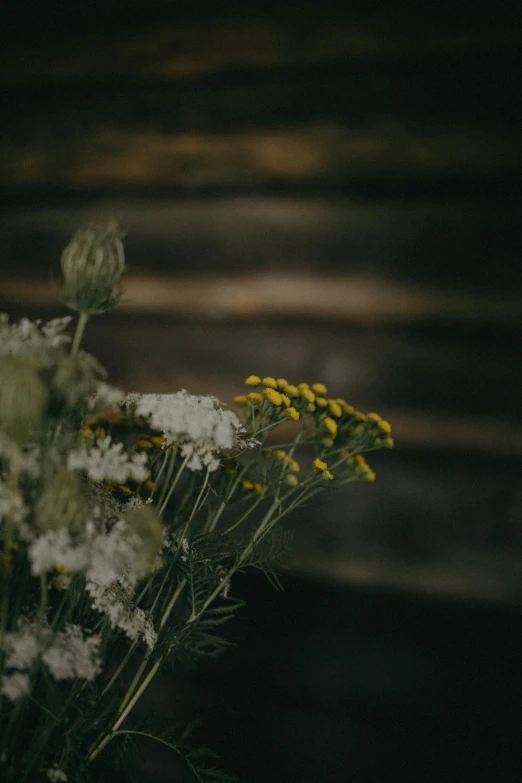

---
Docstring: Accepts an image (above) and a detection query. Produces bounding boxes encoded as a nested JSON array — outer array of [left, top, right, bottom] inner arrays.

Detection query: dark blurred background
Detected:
[[1, 1, 522, 780]]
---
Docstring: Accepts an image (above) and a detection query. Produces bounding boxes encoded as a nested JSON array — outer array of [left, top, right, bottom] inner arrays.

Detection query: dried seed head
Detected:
[[60, 221, 126, 314], [0, 357, 49, 443], [35, 470, 87, 533]]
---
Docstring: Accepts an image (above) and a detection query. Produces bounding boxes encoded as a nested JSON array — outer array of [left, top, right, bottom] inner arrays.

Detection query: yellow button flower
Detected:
[[263, 388, 283, 406], [254, 483, 263, 494], [383, 436, 394, 448], [306, 403, 316, 412], [315, 397, 328, 407], [313, 458, 327, 472], [323, 470, 334, 480], [285, 384, 299, 397], [287, 457, 300, 473], [378, 420, 392, 434], [286, 406, 300, 421], [297, 382, 310, 390], [247, 392, 264, 405], [245, 375, 261, 386], [242, 480, 254, 491], [286, 474, 299, 487], [311, 383, 327, 395], [234, 394, 249, 405], [367, 412, 381, 423], [300, 389, 315, 403], [276, 378, 289, 389], [280, 393, 291, 408], [261, 377, 278, 389]]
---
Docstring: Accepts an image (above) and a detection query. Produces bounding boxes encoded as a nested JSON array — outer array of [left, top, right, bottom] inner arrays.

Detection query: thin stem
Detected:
[[158, 453, 188, 516], [70, 311, 89, 357]]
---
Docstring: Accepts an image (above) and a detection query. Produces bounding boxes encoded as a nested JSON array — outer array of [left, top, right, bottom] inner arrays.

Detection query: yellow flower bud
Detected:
[[245, 375, 261, 386], [306, 403, 316, 412], [280, 393, 291, 408], [378, 420, 392, 434], [285, 384, 299, 397], [286, 406, 300, 421], [276, 378, 289, 389], [286, 474, 299, 487], [242, 480, 254, 491], [313, 459, 327, 472], [367, 412, 382, 423], [297, 382, 310, 390], [315, 397, 328, 407], [234, 395, 249, 405], [323, 470, 334, 481], [311, 383, 327, 395], [383, 436, 394, 448], [253, 483, 263, 494], [287, 458, 300, 473], [247, 392, 264, 405], [261, 377, 278, 389]]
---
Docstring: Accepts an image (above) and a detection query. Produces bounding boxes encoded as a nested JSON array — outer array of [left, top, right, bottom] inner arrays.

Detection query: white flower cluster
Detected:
[[29, 519, 152, 585], [1, 619, 101, 701], [124, 391, 258, 472], [86, 580, 157, 649], [88, 381, 125, 411], [0, 315, 71, 364], [67, 436, 148, 484]]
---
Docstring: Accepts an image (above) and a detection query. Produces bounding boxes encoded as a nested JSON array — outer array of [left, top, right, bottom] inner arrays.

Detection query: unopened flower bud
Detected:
[[0, 358, 48, 443], [126, 504, 164, 571], [60, 221, 126, 314], [35, 470, 87, 533]]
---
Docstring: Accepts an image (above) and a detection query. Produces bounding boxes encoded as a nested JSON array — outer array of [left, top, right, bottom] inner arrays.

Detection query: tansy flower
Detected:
[[315, 397, 328, 407], [245, 375, 261, 386], [311, 383, 327, 395], [274, 449, 287, 460], [276, 378, 289, 389], [383, 436, 394, 448], [253, 483, 263, 494], [263, 388, 283, 406], [242, 480, 254, 491], [378, 420, 392, 434], [136, 438, 153, 449], [338, 400, 355, 415], [261, 377, 278, 389], [307, 403, 316, 412], [323, 470, 334, 480], [286, 474, 299, 487], [300, 389, 315, 404], [280, 393, 291, 408], [234, 395, 249, 405], [322, 437, 334, 448], [367, 412, 381, 423], [313, 458, 327, 472], [297, 382, 310, 390], [328, 400, 343, 417], [150, 436, 166, 447], [247, 392, 264, 405], [324, 417, 338, 438], [287, 457, 300, 472], [285, 384, 299, 397], [286, 406, 300, 421]]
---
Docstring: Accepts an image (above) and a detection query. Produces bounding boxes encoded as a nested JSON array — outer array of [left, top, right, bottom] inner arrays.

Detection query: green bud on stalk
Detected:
[[60, 221, 126, 315], [0, 357, 49, 443], [35, 470, 87, 533]]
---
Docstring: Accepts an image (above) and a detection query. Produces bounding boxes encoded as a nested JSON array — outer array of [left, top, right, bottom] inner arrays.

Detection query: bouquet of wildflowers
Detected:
[[0, 223, 393, 782]]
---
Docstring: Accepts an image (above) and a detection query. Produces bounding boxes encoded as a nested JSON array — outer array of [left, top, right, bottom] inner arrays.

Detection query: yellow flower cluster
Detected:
[[313, 458, 334, 481], [347, 454, 376, 482]]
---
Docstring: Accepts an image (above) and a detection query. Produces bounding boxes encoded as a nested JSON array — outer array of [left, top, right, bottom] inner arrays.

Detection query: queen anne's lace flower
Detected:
[[67, 436, 148, 484], [86, 580, 157, 649], [124, 391, 258, 472], [46, 767, 68, 782], [1, 672, 30, 701], [0, 315, 71, 363]]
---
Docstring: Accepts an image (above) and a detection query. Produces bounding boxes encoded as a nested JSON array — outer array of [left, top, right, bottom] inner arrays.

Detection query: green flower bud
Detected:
[[0, 358, 49, 443], [126, 504, 164, 572], [35, 470, 87, 533], [60, 220, 126, 314]]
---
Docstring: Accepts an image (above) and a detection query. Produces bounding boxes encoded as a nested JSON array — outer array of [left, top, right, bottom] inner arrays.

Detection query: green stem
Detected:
[[70, 311, 89, 357]]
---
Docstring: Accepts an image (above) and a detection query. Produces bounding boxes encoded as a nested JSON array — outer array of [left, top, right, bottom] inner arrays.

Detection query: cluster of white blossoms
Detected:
[[124, 391, 258, 472], [67, 435, 149, 484], [86, 580, 157, 649], [0, 315, 71, 364], [46, 766, 68, 782], [29, 518, 153, 586], [88, 381, 125, 411], [1, 620, 101, 702]]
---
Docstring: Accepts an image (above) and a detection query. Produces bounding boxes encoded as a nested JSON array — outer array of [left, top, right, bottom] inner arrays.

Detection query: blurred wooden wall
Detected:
[[1, 0, 521, 601]]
